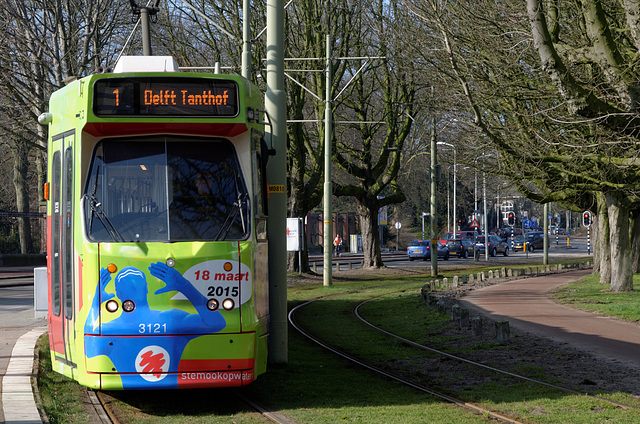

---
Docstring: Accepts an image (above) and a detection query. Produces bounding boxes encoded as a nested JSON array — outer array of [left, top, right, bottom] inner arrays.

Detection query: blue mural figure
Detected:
[[84, 262, 226, 388]]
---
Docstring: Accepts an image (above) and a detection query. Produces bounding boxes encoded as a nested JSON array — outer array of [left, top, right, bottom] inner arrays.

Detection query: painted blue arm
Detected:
[[148, 262, 225, 331]]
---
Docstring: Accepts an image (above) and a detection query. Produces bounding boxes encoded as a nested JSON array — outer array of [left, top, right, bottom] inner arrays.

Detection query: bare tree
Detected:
[[0, 0, 126, 253], [399, 0, 640, 291]]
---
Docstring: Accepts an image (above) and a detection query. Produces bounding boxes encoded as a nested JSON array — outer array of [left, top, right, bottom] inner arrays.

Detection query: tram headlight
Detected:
[[122, 300, 136, 313], [207, 298, 219, 311], [105, 300, 119, 313], [222, 298, 235, 311]]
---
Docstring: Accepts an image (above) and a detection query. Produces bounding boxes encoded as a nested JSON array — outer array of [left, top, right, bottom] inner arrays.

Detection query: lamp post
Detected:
[[476, 153, 495, 261], [437, 142, 456, 240]]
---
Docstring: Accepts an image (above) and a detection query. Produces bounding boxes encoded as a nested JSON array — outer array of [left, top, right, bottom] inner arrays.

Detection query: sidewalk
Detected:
[[460, 269, 640, 367], [0, 265, 46, 424]]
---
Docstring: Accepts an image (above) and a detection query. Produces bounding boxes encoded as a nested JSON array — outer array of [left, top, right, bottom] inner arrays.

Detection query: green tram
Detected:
[[41, 56, 270, 389]]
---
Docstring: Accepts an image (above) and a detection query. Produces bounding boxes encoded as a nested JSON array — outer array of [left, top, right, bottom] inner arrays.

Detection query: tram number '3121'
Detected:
[[208, 286, 239, 297], [139, 323, 168, 334]]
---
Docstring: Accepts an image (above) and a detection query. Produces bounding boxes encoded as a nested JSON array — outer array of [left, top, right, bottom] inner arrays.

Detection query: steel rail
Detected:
[[288, 297, 524, 424]]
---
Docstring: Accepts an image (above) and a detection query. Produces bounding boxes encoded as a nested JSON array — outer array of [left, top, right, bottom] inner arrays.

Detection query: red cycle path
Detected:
[[460, 270, 640, 366]]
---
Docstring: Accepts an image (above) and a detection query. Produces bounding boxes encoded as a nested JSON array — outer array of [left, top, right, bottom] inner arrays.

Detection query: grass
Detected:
[[36, 261, 640, 423], [35, 336, 92, 424], [551, 273, 640, 322]]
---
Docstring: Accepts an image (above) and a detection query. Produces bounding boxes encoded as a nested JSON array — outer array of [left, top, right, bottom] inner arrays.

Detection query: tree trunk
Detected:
[[357, 202, 382, 268], [13, 141, 32, 254], [606, 192, 633, 292], [596, 191, 610, 284], [631, 208, 640, 274]]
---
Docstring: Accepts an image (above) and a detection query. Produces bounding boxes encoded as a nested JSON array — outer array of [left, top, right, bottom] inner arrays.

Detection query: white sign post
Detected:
[[286, 218, 304, 275]]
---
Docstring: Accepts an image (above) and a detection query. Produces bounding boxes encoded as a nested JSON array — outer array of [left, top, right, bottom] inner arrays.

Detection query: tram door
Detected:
[[49, 131, 75, 362]]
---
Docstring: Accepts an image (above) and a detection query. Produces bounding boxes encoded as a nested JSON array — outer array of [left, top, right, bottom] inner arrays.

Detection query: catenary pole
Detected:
[[543, 203, 549, 265], [266, 0, 287, 364], [323, 35, 333, 287], [242, 0, 251, 79], [430, 116, 438, 274]]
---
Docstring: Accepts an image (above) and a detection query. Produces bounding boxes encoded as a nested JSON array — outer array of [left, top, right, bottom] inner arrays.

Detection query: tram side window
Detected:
[[51, 152, 61, 317], [85, 136, 249, 242], [64, 147, 73, 320], [252, 131, 268, 241]]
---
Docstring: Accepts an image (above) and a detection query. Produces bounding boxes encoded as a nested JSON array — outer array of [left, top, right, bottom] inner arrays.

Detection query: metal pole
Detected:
[[483, 170, 488, 261], [446, 176, 450, 232], [242, 0, 251, 79], [437, 142, 456, 239], [430, 117, 438, 274], [453, 151, 456, 239], [323, 34, 333, 287], [265, 0, 287, 364], [543, 203, 549, 265]]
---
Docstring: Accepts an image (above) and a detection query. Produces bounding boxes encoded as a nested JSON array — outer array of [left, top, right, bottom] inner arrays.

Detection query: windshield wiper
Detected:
[[85, 167, 124, 242], [215, 192, 248, 241], [86, 194, 124, 242]]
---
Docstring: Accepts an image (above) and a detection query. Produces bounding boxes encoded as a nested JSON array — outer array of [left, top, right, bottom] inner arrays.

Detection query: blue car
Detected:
[[407, 240, 449, 261]]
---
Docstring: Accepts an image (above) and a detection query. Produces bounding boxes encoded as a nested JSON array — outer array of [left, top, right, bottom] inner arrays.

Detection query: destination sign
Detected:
[[93, 77, 239, 117]]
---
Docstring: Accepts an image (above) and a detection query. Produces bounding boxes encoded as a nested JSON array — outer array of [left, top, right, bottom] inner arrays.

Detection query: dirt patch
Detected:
[[288, 265, 640, 398]]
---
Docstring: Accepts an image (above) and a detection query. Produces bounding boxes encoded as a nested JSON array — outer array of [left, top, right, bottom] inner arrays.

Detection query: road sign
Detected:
[[395, 222, 402, 230], [524, 219, 531, 229], [470, 218, 479, 228]]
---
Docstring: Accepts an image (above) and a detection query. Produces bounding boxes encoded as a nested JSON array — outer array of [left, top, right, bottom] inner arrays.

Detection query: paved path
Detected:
[[0, 266, 46, 424], [460, 269, 640, 366]]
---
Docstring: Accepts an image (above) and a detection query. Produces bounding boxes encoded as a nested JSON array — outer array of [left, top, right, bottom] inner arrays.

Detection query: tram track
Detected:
[[89, 387, 295, 424], [288, 292, 523, 423], [288, 282, 640, 423]]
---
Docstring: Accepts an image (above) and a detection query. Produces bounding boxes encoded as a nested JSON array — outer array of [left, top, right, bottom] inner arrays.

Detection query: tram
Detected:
[[40, 56, 270, 389]]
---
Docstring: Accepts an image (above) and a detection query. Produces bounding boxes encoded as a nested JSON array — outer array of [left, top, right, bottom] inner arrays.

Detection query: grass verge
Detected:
[[551, 273, 640, 321], [35, 335, 92, 424], [37, 263, 640, 423]]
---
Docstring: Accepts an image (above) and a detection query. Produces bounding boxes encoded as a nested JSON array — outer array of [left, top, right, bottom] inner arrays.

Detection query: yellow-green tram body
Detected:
[[44, 57, 269, 389]]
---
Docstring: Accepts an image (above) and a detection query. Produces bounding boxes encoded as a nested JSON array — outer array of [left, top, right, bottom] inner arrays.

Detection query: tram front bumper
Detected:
[[84, 332, 257, 389]]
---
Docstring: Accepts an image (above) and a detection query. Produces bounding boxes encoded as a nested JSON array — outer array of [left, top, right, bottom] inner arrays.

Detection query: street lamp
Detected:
[[437, 142, 456, 240], [476, 152, 496, 261]]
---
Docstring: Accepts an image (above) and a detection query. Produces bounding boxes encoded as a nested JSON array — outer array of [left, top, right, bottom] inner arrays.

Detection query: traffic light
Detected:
[[507, 211, 515, 227], [582, 211, 592, 227]]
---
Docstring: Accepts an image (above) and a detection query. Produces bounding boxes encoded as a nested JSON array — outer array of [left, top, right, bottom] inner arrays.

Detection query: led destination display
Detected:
[[93, 77, 239, 117]]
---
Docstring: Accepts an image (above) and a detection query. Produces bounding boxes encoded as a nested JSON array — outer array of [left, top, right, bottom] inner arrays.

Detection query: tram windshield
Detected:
[[84, 135, 250, 242]]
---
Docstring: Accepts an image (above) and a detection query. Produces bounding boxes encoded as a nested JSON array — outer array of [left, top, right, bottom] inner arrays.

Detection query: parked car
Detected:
[[512, 235, 528, 252], [497, 227, 523, 241], [407, 240, 450, 261], [512, 231, 545, 252], [446, 239, 474, 258], [475, 234, 509, 257], [553, 226, 566, 235], [439, 230, 478, 246]]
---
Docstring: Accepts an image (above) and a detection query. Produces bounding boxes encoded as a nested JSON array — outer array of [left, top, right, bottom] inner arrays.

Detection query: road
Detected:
[[311, 236, 592, 273]]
